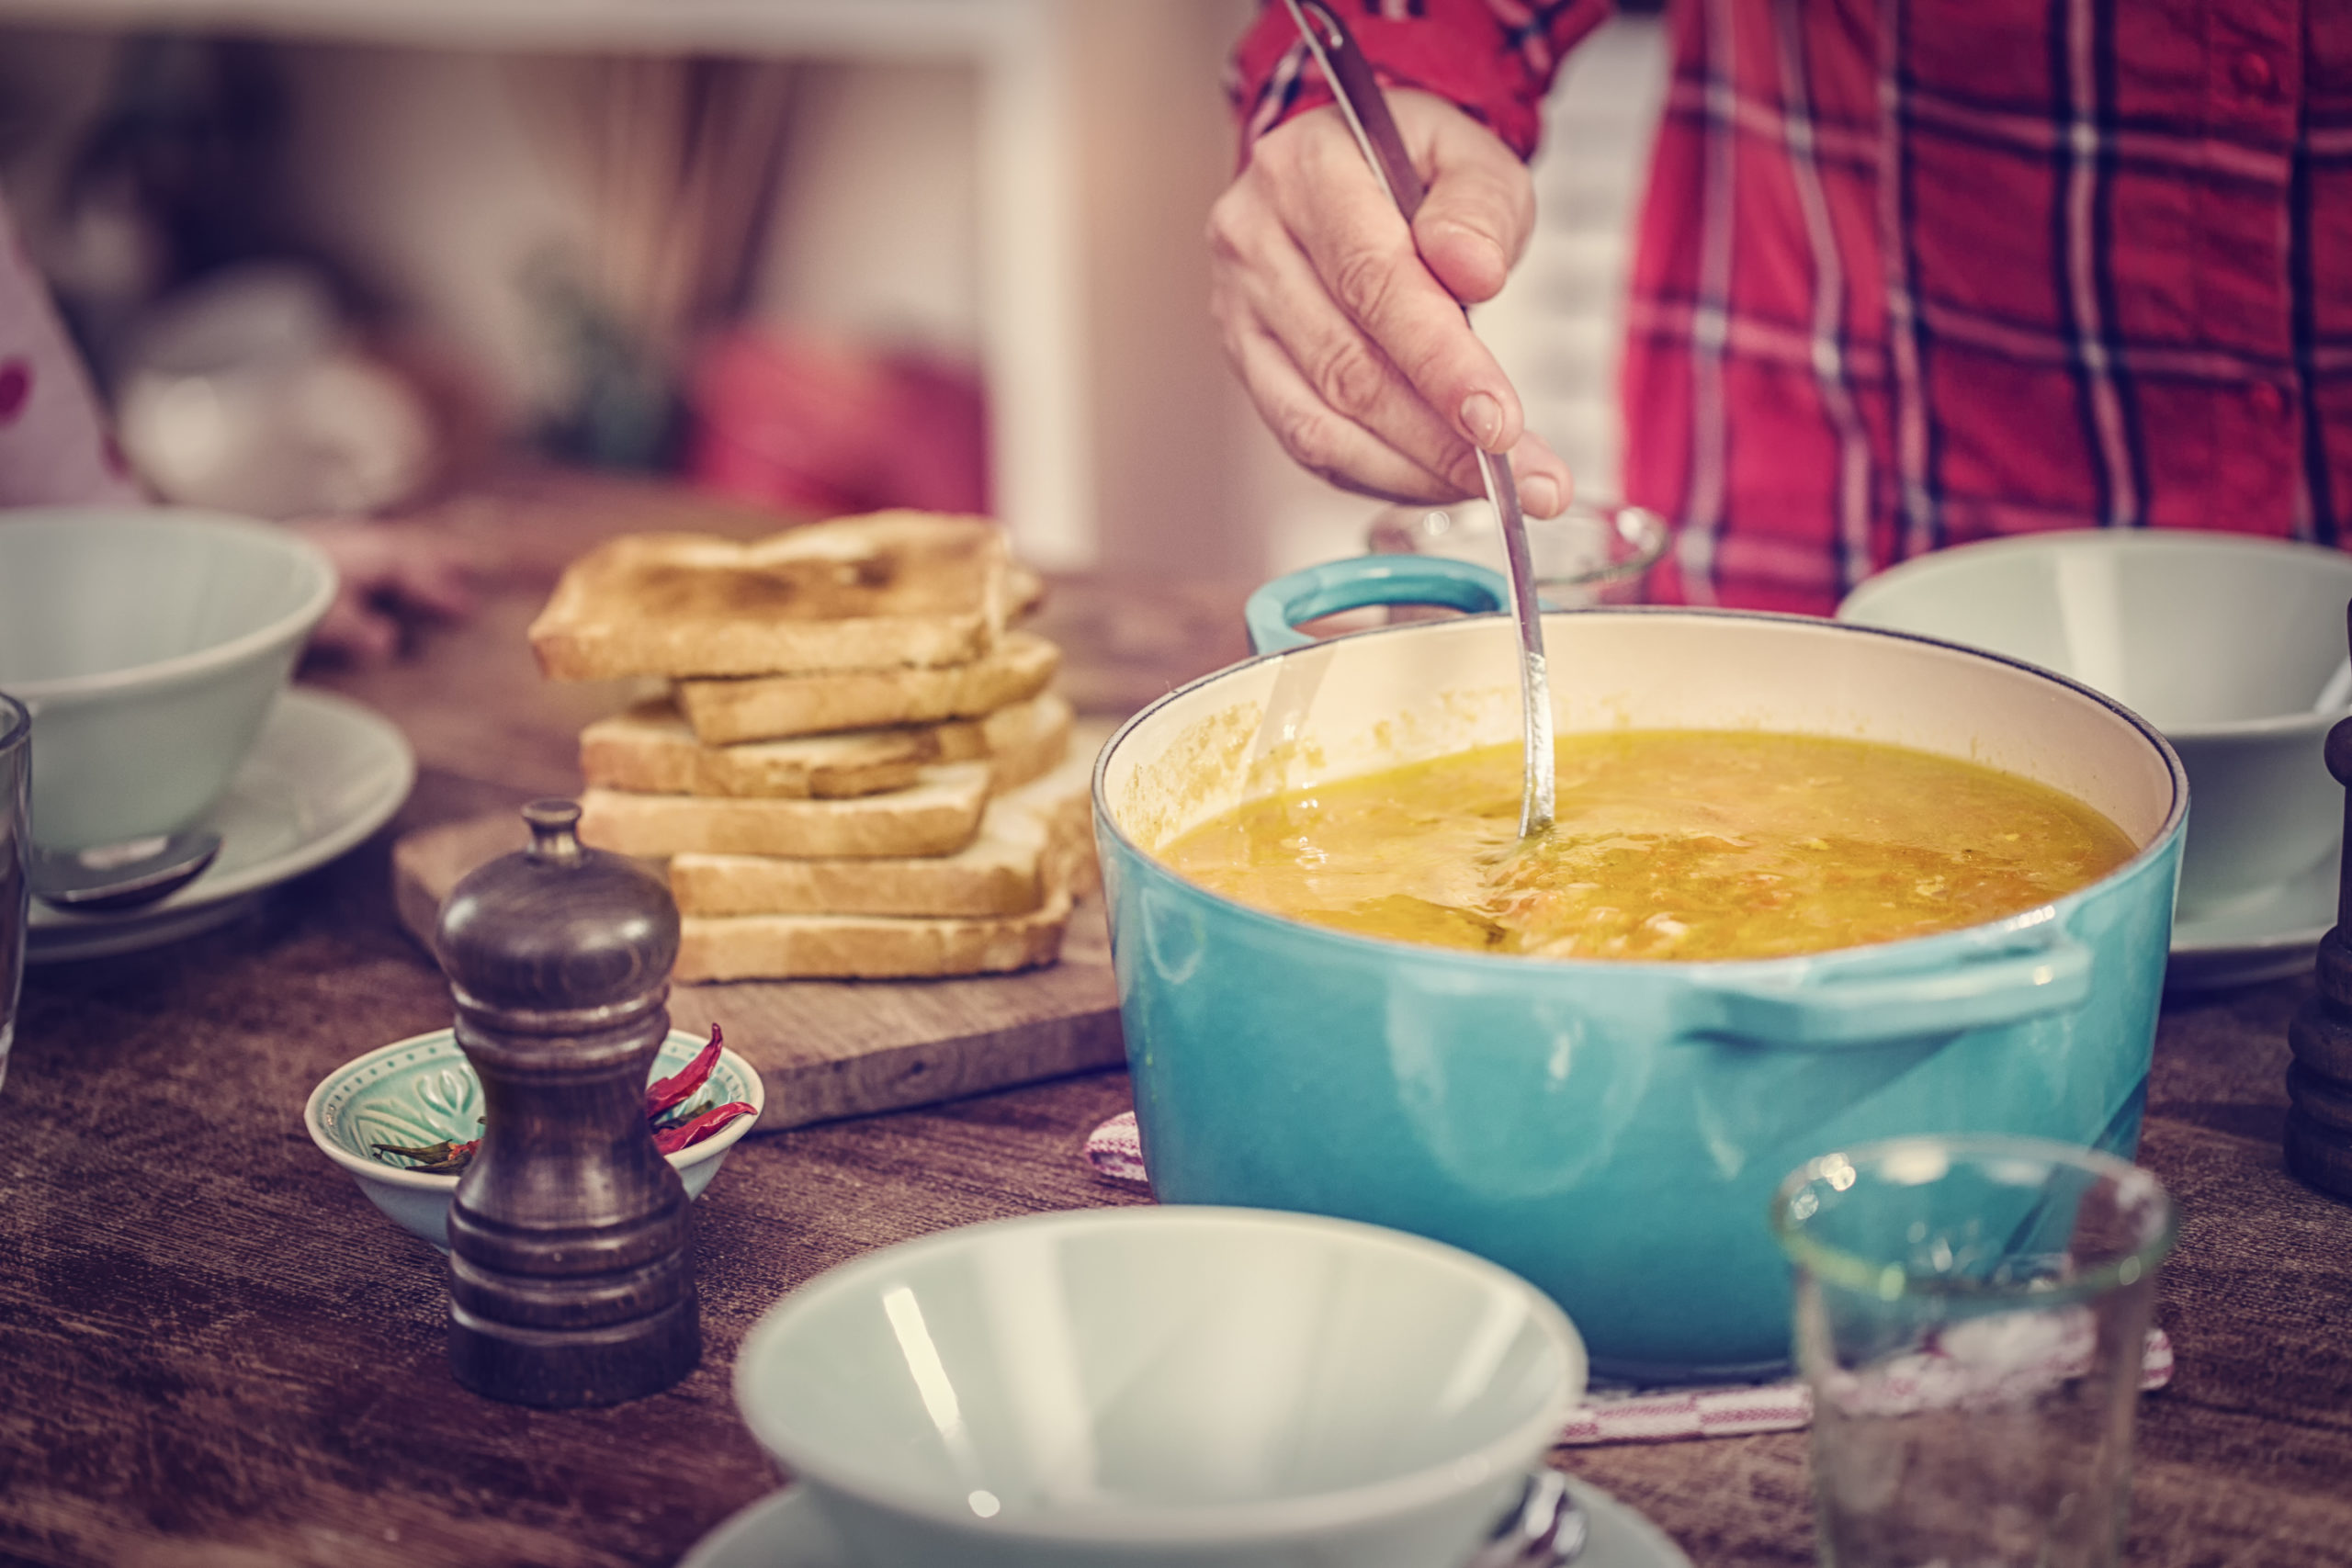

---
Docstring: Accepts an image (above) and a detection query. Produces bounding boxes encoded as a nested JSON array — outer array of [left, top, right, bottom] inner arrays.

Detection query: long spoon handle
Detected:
[[1280, 0, 1555, 835]]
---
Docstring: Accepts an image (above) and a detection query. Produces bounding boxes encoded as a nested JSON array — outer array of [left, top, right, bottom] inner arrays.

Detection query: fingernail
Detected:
[[1521, 474, 1561, 516], [1433, 221, 1507, 280], [1460, 391, 1503, 448]]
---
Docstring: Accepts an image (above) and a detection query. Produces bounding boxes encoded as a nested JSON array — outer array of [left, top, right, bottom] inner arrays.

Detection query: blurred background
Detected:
[[0, 0, 1667, 581]]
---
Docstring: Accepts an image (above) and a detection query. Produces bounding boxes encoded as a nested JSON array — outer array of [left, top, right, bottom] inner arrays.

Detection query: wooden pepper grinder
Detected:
[[433, 798, 699, 1405], [2288, 605, 2352, 1203]]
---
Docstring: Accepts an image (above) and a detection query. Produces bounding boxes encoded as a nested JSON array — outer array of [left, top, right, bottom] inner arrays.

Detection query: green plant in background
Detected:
[[523, 250, 682, 472]]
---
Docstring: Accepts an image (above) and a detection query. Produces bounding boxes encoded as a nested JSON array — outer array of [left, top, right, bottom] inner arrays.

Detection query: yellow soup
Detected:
[[1159, 730, 2136, 961]]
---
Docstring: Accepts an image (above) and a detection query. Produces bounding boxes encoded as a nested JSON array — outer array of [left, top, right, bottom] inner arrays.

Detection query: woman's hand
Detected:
[[1207, 90, 1572, 515], [291, 518, 479, 664]]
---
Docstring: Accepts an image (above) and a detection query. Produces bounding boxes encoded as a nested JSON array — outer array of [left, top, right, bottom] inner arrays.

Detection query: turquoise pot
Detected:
[[1094, 558, 2188, 1382]]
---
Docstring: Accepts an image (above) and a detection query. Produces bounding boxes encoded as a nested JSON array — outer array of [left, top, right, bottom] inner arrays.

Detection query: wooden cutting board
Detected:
[[391, 811, 1125, 1130]]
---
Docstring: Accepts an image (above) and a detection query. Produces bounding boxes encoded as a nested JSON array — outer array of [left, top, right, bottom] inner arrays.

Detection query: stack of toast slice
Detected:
[[529, 511, 1096, 983]]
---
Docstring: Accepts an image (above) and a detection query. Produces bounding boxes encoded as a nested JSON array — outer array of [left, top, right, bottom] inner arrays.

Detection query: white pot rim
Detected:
[[1091, 604, 2189, 978]]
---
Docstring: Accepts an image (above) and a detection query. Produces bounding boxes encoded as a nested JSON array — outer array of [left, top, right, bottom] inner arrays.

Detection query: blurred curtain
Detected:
[[505, 55, 803, 467], [510, 54, 803, 354], [507, 52, 988, 514]]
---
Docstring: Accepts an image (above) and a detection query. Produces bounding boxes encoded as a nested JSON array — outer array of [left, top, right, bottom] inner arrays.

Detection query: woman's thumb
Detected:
[[1409, 107, 1535, 305]]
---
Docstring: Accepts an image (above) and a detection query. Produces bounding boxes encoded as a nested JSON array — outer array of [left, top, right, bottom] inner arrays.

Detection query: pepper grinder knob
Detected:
[[433, 796, 698, 1405], [524, 797, 584, 865], [2287, 604, 2352, 1203]]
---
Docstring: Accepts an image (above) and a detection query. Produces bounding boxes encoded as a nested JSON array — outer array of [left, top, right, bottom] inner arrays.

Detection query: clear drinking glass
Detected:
[[1366, 497, 1668, 610], [0, 694, 27, 1096], [1770, 1136, 2177, 1568]]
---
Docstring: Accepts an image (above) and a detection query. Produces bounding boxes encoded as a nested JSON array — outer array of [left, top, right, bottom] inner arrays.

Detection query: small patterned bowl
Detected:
[[304, 1027, 764, 1250]]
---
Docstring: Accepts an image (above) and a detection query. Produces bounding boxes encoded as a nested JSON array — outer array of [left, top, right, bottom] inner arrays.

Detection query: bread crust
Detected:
[[675, 631, 1059, 744], [529, 513, 1010, 680], [666, 738, 1092, 919], [670, 847, 1045, 919], [673, 888, 1073, 983], [576, 763, 990, 859], [581, 702, 924, 798], [578, 693, 1072, 801]]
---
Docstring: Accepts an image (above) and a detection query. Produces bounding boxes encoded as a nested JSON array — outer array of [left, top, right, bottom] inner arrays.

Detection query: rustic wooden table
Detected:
[[3, 483, 2347, 1567]]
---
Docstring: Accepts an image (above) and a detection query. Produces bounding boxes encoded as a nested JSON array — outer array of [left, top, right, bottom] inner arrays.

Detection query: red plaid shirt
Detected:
[[1231, 1, 2352, 614]]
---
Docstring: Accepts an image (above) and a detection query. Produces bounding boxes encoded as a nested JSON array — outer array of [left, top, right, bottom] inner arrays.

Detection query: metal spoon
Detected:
[[1282, 0, 1556, 837], [31, 829, 222, 914], [1464, 1469, 1591, 1568], [2316, 655, 2352, 714]]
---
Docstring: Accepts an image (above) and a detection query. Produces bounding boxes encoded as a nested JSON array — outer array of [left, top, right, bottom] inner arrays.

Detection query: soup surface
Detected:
[[1158, 730, 2136, 961]]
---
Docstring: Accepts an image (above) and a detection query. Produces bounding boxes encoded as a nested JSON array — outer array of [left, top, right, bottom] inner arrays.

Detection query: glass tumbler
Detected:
[[1770, 1136, 2177, 1568], [1366, 497, 1668, 615], [0, 694, 25, 1096]]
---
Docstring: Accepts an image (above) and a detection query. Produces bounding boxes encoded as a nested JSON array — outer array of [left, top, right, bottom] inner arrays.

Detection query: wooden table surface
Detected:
[[3, 482, 2348, 1568]]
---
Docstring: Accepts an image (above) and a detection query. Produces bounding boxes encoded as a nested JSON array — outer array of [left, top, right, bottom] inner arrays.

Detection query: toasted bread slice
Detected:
[[578, 692, 1071, 801], [668, 739, 1090, 919], [958, 691, 1070, 792], [530, 512, 1010, 681], [882, 687, 1069, 790], [673, 886, 1072, 983], [577, 762, 989, 859], [582, 702, 924, 799], [676, 629, 1059, 744], [1008, 562, 1045, 621]]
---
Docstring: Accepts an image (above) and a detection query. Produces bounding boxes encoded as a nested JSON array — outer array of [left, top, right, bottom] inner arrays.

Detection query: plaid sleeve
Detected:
[[1227, 0, 1615, 164]]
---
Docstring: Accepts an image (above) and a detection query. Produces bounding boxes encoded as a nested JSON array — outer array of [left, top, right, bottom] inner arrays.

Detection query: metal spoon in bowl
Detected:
[[1281, 0, 1556, 838], [31, 829, 221, 914], [1465, 1469, 1591, 1568], [2316, 656, 2352, 715]]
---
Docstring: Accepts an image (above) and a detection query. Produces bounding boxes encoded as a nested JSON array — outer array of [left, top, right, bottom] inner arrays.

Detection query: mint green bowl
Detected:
[[734, 1207, 1586, 1568], [304, 1028, 765, 1250], [0, 507, 336, 851]]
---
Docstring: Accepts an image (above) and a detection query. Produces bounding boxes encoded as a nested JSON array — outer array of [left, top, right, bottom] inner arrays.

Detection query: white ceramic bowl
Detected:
[[1838, 531, 2352, 915], [0, 507, 336, 851], [733, 1206, 1586, 1568], [305, 1028, 764, 1251]]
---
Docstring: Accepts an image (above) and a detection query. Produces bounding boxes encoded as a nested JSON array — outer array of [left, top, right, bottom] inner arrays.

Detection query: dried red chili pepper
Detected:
[[645, 1023, 723, 1120], [371, 1136, 480, 1175], [650, 1100, 756, 1155], [369, 1024, 745, 1175]]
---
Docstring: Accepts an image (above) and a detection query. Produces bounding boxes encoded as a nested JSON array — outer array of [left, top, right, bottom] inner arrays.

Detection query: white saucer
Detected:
[[677, 1477, 1694, 1568], [26, 687, 413, 964], [2165, 836, 2337, 993]]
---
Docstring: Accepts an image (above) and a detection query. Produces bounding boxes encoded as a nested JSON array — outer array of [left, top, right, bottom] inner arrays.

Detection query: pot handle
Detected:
[[1682, 938, 2095, 1048], [1245, 556, 1510, 655]]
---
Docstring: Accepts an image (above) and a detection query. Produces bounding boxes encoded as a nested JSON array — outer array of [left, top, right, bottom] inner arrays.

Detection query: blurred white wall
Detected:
[[1067, 0, 1255, 578], [746, 61, 978, 359]]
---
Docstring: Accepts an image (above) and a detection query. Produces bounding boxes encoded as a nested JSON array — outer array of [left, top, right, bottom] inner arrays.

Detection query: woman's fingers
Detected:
[[1410, 97, 1540, 305], [1263, 103, 1525, 455], [1226, 310, 1575, 518], [308, 595, 403, 664], [382, 545, 479, 620], [290, 519, 482, 663], [1214, 195, 1490, 493], [1508, 432, 1572, 519], [1226, 320, 1466, 503], [1209, 91, 1573, 513]]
